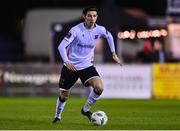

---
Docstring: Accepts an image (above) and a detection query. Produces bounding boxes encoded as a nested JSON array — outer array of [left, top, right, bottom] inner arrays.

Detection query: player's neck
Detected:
[[84, 22, 96, 29]]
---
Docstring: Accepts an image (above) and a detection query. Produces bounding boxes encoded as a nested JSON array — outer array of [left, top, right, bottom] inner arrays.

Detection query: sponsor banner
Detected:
[[0, 63, 61, 96], [96, 64, 152, 99], [0, 64, 60, 86], [153, 63, 180, 99]]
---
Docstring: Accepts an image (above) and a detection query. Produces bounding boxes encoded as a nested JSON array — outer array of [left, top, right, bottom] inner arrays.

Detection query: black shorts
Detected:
[[59, 65, 100, 90]]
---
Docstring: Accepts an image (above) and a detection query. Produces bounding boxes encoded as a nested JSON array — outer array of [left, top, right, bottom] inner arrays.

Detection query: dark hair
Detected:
[[82, 6, 98, 15]]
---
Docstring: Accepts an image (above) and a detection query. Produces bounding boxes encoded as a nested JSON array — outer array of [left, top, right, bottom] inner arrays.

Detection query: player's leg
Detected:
[[53, 90, 70, 123], [53, 66, 78, 123], [81, 77, 103, 121], [83, 77, 103, 112], [79, 66, 103, 121]]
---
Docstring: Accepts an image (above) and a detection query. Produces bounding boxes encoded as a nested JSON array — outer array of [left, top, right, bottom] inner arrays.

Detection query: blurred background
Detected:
[[0, 0, 180, 99]]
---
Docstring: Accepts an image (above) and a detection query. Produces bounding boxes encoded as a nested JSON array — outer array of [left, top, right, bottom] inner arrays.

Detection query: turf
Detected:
[[0, 97, 180, 130]]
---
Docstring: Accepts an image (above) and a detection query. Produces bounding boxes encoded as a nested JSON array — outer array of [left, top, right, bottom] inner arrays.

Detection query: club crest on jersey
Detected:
[[65, 32, 72, 39], [94, 35, 98, 39]]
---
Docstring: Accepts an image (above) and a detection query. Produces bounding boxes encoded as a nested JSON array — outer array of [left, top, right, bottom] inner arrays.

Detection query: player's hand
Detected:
[[65, 61, 77, 71], [112, 53, 123, 66]]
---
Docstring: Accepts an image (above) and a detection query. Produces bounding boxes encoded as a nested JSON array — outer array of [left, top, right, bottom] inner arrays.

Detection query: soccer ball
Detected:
[[91, 110, 108, 126]]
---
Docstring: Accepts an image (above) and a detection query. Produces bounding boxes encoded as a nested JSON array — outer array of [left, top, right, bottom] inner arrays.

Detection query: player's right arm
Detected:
[[58, 28, 77, 71]]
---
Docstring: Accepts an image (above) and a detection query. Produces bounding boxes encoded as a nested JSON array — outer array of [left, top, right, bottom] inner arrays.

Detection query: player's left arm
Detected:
[[112, 52, 123, 66], [103, 29, 123, 65]]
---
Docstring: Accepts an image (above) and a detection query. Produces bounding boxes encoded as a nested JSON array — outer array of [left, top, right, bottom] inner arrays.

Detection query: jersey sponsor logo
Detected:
[[77, 43, 94, 49], [65, 32, 72, 39]]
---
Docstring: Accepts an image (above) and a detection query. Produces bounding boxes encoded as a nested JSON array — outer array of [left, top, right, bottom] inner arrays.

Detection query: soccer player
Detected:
[[52, 6, 122, 123]]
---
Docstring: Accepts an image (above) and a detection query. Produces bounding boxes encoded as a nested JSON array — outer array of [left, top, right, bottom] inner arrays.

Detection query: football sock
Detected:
[[54, 97, 66, 119], [83, 90, 100, 112]]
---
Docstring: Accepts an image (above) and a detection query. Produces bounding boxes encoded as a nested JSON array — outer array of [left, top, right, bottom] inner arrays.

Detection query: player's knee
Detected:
[[94, 88, 103, 95], [59, 92, 69, 102], [60, 95, 68, 102], [94, 83, 103, 95]]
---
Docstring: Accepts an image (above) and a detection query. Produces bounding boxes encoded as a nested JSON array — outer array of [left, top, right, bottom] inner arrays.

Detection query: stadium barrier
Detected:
[[0, 63, 180, 99]]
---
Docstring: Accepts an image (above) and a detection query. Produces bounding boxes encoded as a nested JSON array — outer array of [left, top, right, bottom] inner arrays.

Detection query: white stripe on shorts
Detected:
[[84, 76, 100, 86]]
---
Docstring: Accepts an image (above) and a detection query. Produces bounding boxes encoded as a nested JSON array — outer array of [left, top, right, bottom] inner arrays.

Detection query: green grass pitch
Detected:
[[0, 97, 180, 130]]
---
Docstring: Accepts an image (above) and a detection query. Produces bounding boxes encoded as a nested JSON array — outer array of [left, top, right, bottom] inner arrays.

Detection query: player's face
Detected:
[[84, 11, 97, 28]]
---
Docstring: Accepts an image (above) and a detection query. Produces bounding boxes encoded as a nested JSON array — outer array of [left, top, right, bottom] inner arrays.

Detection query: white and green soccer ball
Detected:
[[91, 110, 108, 126]]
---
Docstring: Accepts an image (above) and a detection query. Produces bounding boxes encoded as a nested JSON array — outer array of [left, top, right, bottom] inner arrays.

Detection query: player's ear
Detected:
[[82, 14, 86, 19]]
